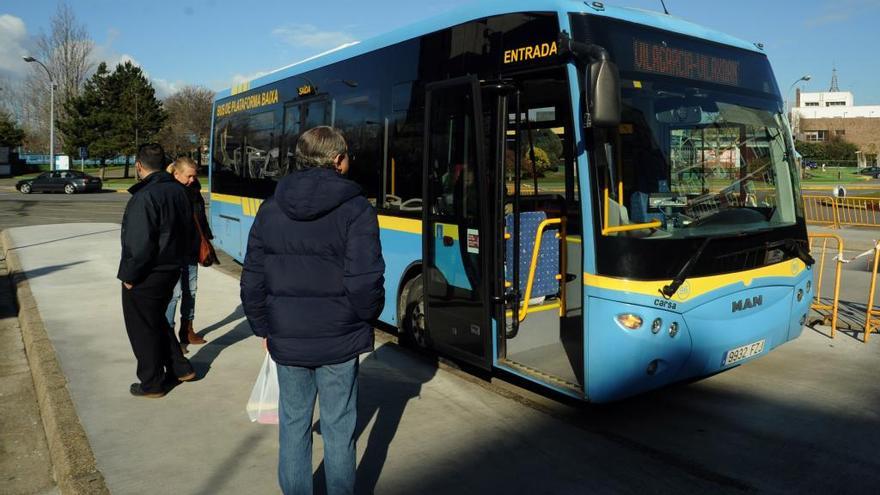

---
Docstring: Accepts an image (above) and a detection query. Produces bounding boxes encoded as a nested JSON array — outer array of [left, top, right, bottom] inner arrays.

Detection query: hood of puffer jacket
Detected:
[[274, 167, 363, 221]]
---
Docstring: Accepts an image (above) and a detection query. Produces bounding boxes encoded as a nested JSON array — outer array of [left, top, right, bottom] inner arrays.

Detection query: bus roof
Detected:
[[215, 0, 763, 100]]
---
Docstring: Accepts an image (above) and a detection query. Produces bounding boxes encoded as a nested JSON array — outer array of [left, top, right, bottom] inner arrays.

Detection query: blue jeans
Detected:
[[165, 263, 198, 327], [277, 358, 358, 495]]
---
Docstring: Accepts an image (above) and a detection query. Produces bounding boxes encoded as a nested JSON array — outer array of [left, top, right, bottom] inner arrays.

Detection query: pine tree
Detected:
[[57, 62, 119, 178], [109, 61, 166, 177]]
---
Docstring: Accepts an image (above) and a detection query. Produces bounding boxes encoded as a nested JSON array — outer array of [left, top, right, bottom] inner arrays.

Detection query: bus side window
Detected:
[[383, 81, 424, 214], [281, 104, 302, 174], [336, 91, 382, 206]]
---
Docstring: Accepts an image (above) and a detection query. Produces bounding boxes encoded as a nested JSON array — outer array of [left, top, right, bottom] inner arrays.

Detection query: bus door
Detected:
[[497, 71, 584, 394], [422, 76, 493, 370]]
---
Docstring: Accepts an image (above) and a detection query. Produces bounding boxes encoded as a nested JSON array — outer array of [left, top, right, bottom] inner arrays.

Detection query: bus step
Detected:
[[498, 358, 582, 392]]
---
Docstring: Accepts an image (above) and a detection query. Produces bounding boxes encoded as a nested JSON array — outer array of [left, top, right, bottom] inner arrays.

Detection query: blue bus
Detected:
[[209, 0, 814, 402]]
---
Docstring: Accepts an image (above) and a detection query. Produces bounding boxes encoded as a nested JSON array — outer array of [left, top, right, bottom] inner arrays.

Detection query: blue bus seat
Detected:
[[505, 211, 560, 299]]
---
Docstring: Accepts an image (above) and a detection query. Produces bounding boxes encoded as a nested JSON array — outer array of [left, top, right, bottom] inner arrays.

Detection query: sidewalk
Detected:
[[808, 224, 879, 256], [2, 223, 736, 495]]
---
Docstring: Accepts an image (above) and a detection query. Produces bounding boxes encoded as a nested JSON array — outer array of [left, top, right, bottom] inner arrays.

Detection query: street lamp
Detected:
[[787, 74, 811, 137], [788, 74, 812, 103], [23, 56, 55, 171]]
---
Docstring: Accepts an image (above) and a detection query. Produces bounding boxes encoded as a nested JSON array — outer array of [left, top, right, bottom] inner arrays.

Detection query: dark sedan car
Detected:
[[16, 170, 103, 194], [855, 166, 880, 178]]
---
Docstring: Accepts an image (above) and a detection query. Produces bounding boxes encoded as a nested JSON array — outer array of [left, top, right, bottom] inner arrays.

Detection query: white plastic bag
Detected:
[[246, 352, 279, 424]]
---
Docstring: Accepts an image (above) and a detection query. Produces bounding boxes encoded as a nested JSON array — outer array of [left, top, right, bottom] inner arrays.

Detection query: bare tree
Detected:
[[2, 77, 45, 152], [23, 1, 94, 153], [157, 85, 215, 166], [0, 77, 24, 121]]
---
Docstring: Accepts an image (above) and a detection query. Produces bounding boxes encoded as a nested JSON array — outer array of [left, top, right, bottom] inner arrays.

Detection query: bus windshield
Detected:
[[571, 13, 804, 279], [603, 81, 799, 239]]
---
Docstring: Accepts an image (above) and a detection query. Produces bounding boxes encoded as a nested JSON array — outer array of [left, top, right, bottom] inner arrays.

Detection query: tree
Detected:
[[796, 136, 859, 165], [56, 61, 166, 179], [57, 62, 120, 177], [110, 62, 167, 177], [505, 145, 552, 178], [157, 86, 215, 165], [0, 109, 25, 148], [534, 129, 563, 167], [23, 1, 94, 153]]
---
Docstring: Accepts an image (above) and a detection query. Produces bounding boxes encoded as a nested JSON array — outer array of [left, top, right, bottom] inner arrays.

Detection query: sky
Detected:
[[1, 0, 879, 104]]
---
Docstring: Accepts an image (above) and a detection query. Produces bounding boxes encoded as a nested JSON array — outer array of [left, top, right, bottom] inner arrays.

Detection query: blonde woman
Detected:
[[165, 157, 211, 352]]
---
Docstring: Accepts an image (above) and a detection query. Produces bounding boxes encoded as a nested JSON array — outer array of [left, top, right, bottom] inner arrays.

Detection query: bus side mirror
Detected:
[[588, 59, 621, 127]]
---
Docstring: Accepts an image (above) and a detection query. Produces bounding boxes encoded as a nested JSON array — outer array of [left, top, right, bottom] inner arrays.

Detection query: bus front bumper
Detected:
[[586, 274, 813, 402]]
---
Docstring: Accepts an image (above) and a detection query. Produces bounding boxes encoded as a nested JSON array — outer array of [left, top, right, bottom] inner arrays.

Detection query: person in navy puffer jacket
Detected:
[[241, 126, 385, 495]]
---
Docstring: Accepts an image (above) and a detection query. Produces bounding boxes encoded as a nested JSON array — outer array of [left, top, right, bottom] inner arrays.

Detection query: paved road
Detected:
[[0, 190, 130, 228], [1, 192, 879, 493]]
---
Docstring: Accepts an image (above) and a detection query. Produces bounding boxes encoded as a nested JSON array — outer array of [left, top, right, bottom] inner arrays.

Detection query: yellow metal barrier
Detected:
[[808, 233, 843, 338], [805, 194, 880, 229], [832, 196, 880, 228], [803, 194, 839, 228], [864, 241, 880, 343]]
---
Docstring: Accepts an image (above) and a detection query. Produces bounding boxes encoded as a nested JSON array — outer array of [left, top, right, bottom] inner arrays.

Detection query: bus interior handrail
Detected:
[[602, 187, 662, 234]]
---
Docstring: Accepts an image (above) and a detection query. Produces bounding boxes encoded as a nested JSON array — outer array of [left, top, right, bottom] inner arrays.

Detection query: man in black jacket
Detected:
[[241, 126, 385, 495], [119, 143, 196, 398]]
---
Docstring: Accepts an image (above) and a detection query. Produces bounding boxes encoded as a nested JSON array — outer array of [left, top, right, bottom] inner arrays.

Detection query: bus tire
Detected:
[[398, 274, 430, 350]]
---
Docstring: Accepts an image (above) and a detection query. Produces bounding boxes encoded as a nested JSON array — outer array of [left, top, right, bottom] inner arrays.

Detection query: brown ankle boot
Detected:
[[183, 320, 206, 345]]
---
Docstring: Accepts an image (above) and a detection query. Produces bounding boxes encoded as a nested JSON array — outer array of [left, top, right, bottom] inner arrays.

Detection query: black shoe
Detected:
[[129, 383, 165, 398]]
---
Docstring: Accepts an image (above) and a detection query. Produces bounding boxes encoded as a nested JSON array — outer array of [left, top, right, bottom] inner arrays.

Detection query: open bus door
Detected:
[[422, 76, 494, 370], [495, 71, 585, 395]]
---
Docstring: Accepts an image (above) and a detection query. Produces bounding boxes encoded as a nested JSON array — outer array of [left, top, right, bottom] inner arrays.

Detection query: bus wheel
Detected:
[[398, 275, 429, 349]]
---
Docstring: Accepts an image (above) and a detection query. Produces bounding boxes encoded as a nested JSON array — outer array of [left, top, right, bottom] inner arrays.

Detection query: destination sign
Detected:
[[216, 89, 279, 117], [633, 39, 740, 86]]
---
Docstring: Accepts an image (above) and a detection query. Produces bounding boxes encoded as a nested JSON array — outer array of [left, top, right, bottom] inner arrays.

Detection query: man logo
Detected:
[[732, 295, 763, 313]]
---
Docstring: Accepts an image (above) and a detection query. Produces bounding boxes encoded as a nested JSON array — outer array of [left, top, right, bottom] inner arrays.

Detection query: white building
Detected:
[[789, 70, 880, 167], [794, 90, 880, 120]]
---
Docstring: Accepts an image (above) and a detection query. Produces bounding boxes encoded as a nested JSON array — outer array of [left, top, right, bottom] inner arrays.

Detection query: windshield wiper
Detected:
[[783, 238, 815, 266], [660, 236, 813, 300], [660, 236, 714, 299]]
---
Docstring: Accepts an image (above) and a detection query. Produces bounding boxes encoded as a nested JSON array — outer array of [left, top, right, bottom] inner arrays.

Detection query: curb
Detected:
[[1, 230, 110, 495]]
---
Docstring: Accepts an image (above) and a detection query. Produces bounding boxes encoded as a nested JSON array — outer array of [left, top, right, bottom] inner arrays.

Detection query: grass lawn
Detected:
[[802, 167, 871, 184], [102, 179, 137, 190]]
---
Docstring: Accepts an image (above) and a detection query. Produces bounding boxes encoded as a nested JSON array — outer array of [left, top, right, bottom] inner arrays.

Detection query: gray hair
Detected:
[[294, 126, 347, 170]]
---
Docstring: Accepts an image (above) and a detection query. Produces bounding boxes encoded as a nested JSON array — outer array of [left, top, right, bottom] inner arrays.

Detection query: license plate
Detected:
[[722, 339, 765, 366]]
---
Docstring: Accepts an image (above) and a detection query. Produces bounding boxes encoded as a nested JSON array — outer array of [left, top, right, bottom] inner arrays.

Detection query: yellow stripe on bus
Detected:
[[378, 215, 421, 234], [583, 259, 806, 301], [210, 193, 242, 205], [210, 193, 263, 217]]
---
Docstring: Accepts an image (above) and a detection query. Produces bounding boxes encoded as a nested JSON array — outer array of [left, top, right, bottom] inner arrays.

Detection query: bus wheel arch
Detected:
[[397, 264, 430, 350]]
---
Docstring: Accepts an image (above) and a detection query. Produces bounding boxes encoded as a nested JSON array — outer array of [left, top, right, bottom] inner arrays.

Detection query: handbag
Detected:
[[194, 213, 219, 267]]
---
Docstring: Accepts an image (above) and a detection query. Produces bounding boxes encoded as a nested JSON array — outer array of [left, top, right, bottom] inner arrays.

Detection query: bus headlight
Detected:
[[616, 314, 643, 330], [668, 322, 679, 337], [806, 281, 812, 293], [797, 289, 804, 302]]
